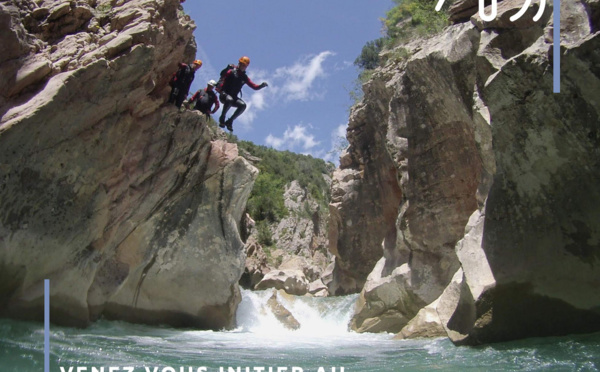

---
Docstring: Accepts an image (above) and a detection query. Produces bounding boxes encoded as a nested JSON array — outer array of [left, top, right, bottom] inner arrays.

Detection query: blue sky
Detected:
[[182, 1, 393, 164]]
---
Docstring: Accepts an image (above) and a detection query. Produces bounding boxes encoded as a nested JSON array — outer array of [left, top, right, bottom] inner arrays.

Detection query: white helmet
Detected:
[[208, 80, 217, 87]]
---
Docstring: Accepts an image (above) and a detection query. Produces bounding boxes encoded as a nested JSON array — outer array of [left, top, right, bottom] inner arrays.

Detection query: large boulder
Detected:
[[255, 269, 310, 296], [307, 279, 329, 297], [395, 298, 446, 340], [350, 258, 420, 333], [0, 0, 257, 329]]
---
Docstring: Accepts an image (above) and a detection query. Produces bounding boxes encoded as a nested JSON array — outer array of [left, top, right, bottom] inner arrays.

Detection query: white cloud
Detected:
[[286, 125, 319, 149], [265, 134, 284, 149], [334, 123, 347, 138], [334, 60, 354, 71], [274, 51, 335, 101], [265, 124, 321, 152], [249, 89, 267, 111], [236, 88, 268, 130], [236, 106, 256, 131], [322, 152, 335, 163]]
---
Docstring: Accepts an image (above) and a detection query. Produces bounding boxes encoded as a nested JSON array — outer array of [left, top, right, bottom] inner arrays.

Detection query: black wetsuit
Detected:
[[217, 67, 264, 127], [168, 63, 196, 108], [190, 88, 219, 115]]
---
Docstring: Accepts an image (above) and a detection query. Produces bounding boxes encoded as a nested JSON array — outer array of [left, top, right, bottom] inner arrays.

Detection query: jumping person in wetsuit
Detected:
[[189, 80, 220, 117], [216, 56, 268, 131], [168, 59, 202, 108]]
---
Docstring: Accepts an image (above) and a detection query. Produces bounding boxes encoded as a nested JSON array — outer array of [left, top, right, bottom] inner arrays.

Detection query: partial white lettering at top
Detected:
[[435, 0, 546, 22]]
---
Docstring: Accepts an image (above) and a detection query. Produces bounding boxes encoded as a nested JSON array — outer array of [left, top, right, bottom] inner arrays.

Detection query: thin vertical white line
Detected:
[[44, 279, 49, 372], [554, 0, 561, 93]]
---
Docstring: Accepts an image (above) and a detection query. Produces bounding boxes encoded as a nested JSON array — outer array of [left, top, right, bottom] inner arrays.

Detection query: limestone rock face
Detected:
[[471, 0, 550, 30], [336, 2, 600, 343], [240, 236, 270, 290], [0, 0, 257, 329], [345, 22, 484, 332], [243, 179, 333, 295], [449, 0, 482, 23], [450, 18, 600, 345], [274, 180, 331, 272], [328, 83, 403, 295]]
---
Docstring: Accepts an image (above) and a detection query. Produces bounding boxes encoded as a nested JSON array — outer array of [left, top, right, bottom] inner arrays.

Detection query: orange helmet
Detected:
[[239, 56, 250, 66], [193, 59, 203, 67]]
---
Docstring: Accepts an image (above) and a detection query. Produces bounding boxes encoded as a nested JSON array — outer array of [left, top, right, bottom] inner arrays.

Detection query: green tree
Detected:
[[256, 220, 274, 246], [354, 38, 385, 70], [246, 173, 288, 223]]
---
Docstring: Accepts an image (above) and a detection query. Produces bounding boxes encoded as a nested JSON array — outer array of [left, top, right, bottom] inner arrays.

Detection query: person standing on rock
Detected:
[[216, 56, 268, 131], [168, 59, 202, 109], [188, 80, 220, 117]]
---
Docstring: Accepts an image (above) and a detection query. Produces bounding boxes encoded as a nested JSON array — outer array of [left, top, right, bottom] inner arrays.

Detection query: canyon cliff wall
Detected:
[[0, 0, 257, 329], [330, 0, 600, 343], [245, 179, 333, 297]]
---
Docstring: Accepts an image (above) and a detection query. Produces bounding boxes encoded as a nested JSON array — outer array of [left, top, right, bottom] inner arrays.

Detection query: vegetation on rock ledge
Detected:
[[354, 0, 451, 78], [232, 139, 334, 226]]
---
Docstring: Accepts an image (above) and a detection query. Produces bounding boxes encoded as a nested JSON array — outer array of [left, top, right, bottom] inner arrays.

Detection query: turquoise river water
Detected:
[[1, 290, 599, 372]]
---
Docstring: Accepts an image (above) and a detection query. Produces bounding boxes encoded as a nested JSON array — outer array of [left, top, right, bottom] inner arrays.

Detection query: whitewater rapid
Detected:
[[235, 290, 358, 335]]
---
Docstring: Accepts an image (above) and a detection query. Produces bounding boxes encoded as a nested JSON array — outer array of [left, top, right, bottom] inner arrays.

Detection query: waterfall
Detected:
[[235, 289, 359, 337]]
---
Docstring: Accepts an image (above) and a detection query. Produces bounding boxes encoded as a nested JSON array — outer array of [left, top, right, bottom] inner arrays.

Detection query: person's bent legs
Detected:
[[219, 93, 234, 126], [227, 98, 246, 126], [219, 94, 246, 131]]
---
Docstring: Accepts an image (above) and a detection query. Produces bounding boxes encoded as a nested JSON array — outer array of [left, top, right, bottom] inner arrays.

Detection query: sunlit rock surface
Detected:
[[331, 1, 600, 343], [0, 0, 257, 329]]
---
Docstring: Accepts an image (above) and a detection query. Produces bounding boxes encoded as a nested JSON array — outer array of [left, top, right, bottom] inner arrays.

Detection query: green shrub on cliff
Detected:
[[354, 0, 451, 71], [384, 0, 450, 41], [235, 140, 333, 224]]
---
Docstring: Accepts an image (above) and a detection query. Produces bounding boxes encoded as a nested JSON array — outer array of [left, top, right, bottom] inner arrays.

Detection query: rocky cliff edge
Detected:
[[0, 0, 258, 329]]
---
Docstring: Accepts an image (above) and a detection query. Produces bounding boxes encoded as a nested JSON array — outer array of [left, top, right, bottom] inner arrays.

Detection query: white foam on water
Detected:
[[230, 289, 394, 351], [235, 289, 357, 336]]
